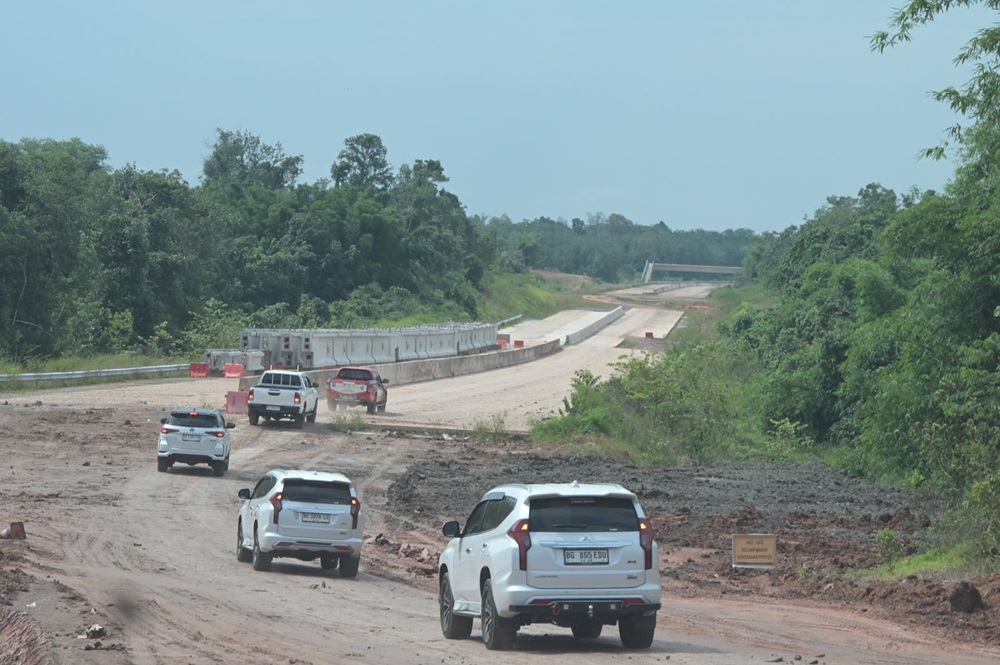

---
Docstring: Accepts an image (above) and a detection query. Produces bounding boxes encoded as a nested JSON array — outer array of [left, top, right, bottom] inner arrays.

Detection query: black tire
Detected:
[[320, 555, 338, 571], [481, 579, 516, 650], [618, 613, 656, 649], [224, 456, 230, 472], [306, 405, 317, 423], [440, 572, 473, 639], [571, 619, 603, 640], [236, 522, 252, 563], [248, 412, 260, 426], [157, 457, 169, 473], [295, 413, 305, 429], [212, 461, 225, 477], [251, 529, 272, 571], [376, 400, 386, 413], [338, 554, 360, 578], [366, 402, 376, 414]]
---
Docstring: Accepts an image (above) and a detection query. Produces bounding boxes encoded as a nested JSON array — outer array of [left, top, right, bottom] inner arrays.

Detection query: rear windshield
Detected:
[[337, 368, 373, 381], [282, 479, 353, 504], [529, 497, 638, 532], [261, 372, 302, 387], [166, 413, 219, 429]]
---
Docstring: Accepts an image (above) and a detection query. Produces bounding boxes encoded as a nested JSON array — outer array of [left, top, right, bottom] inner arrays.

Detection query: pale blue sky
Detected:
[[2, 1, 993, 232]]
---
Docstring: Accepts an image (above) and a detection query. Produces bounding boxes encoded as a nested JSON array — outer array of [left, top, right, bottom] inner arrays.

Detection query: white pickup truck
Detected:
[[247, 370, 319, 429]]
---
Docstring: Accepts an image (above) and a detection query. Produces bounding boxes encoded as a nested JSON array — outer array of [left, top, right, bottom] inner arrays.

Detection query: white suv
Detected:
[[236, 469, 363, 577], [438, 481, 661, 650], [157, 408, 234, 476]]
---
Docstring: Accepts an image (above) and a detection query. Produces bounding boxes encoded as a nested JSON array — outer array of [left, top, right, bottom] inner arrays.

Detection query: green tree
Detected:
[[871, 1, 1000, 158], [202, 129, 303, 193], [331, 133, 394, 190]]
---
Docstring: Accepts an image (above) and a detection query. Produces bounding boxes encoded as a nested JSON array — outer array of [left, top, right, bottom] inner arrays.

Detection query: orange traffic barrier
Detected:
[[223, 363, 245, 379], [513, 340, 525, 349], [645, 332, 654, 339], [188, 363, 210, 378], [497, 339, 508, 349], [226, 391, 249, 414]]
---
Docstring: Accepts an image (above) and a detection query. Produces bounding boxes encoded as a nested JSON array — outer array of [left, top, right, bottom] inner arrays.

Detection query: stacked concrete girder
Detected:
[[239, 322, 499, 370]]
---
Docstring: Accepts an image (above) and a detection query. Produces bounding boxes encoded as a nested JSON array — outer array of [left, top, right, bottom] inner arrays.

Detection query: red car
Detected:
[[327, 366, 389, 414]]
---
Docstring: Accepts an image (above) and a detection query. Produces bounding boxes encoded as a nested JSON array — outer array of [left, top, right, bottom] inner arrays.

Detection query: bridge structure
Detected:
[[642, 260, 743, 283]]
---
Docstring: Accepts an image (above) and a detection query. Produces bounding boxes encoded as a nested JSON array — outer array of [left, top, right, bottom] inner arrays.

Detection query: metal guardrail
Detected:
[[0, 363, 189, 386]]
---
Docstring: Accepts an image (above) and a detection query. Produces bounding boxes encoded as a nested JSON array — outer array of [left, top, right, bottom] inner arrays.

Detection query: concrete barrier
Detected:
[[238, 339, 563, 392], [565, 306, 625, 345]]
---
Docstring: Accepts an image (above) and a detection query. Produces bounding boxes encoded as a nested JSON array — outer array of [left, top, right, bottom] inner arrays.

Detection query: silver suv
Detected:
[[438, 481, 661, 650], [157, 408, 234, 476], [236, 469, 363, 577]]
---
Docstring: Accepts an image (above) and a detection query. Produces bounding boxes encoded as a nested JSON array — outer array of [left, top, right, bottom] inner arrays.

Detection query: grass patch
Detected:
[[469, 413, 509, 440], [478, 271, 617, 322], [854, 545, 987, 580], [329, 411, 366, 432]]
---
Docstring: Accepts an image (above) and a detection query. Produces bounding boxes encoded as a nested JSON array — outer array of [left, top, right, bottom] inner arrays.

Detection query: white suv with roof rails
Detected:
[[438, 481, 661, 650], [157, 407, 234, 476], [236, 469, 363, 577]]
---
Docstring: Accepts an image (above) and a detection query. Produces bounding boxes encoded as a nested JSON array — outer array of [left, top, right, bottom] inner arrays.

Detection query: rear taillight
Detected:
[[270, 492, 284, 524], [508, 519, 531, 570], [350, 497, 360, 529], [638, 518, 654, 570], [294, 392, 302, 405], [211, 431, 225, 438], [248, 388, 255, 402], [160, 427, 177, 435]]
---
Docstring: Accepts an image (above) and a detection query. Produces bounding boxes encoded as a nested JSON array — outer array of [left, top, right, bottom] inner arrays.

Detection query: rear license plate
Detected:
[[181, 433, 200, 442], [564, 549, 609, 565], [266, 405, 281, 411], [301, 513, 329, 523]]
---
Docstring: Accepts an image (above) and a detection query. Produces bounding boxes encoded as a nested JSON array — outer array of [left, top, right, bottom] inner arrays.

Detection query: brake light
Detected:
[[211, 430, 225, 438], [638, 518, 654, 570], [160, 427, 177, 434], [248, 387, 255, 402], [270, 492, 284, 524], [294, 392, 302, 405], [508, 519, 531, 570], [350, 497, 360, 529]]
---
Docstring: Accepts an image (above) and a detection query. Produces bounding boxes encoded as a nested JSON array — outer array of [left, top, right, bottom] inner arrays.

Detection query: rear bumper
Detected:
[[157, 439, 227, 463], [509, 599, 660, 623], [248, 403, 303, 418], [159, 452, 226, 465], [327, 393, 374, 404], [259, 533, 362, 558]]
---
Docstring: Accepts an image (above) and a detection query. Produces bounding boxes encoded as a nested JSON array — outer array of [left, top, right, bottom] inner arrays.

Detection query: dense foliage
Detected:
[[487, 213, 752, 282], [0, 131, 745, 365], [539, 2, 1000, 560]]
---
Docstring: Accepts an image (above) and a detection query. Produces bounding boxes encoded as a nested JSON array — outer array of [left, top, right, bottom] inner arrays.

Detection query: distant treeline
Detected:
[[0, 131, 751, 363]]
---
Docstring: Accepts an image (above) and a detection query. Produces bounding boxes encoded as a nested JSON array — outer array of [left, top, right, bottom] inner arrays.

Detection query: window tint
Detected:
[[167, 413, 220, 429], [251, 475, 277, 499], [262, 373, 302, 387], [481, 495, 517, 532], [281, 479, 353, 504], [462, 500, 492, 536], [529, 497, 638, 532], [338, 368, 373, 381]]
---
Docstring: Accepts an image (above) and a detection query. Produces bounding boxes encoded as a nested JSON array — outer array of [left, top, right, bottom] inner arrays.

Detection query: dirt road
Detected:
[[2, 292, 999, 664]]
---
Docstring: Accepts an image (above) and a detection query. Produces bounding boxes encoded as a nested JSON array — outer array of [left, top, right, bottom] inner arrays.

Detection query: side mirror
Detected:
[[442, 521, 461, 538], [160, 418, 167, 424], [238, 488, 251, 500], [382, 378, 389, 384], [226, 422, 236, 429]]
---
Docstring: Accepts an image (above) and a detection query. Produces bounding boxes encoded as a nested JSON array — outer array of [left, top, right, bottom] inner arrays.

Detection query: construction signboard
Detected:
[[732, 533, 777, 569]]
